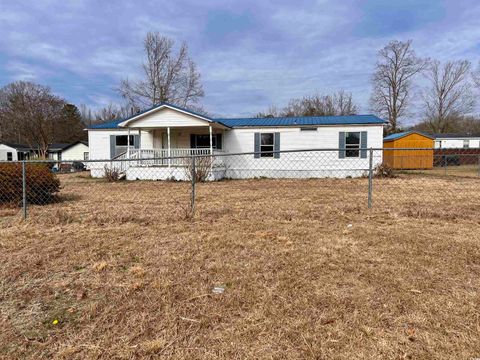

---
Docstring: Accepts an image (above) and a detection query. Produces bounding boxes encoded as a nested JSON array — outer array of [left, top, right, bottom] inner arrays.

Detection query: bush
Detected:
[[104, 165, 121, 182], [183, 156, 214, 182], [0, 163, 60, 205], [375, 163, 395, 178]]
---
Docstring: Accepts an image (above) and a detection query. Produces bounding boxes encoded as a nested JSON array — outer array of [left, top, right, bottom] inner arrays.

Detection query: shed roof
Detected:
[[384, 131, 434, 142]]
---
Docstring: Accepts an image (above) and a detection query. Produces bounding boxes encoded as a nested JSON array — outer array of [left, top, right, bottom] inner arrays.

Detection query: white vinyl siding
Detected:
[[434, 138, 480, 148], [121, 107, 212, 128], [0, 144, 19, 161], [62, 143, 90, 161], [222, 125, 383, 178], [224, 125, 382, 153]]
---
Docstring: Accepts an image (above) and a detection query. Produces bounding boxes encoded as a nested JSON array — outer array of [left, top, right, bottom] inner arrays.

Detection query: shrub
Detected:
[[0, 163, 60, 205], [104, 165, 121, 182], [183, 156, 214, 182], [375, 163, 395, 178]]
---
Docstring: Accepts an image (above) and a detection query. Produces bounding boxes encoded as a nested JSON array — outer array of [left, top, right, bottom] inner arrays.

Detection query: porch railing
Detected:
[[128, 148, 224, 167]]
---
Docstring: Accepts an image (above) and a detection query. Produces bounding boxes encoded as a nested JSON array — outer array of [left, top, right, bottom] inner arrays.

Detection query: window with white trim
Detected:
[[260, 133, 275, 157], [463, 139, 470, 148], [6, 152, 13, 161], [345, 132, 360, 157], [84, 152, 89, 160]]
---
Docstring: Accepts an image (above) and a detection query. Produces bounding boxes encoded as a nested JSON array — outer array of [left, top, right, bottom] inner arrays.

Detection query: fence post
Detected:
[[478, 154, 480, 178], [22, 160, 27, 220], [368, 148, 373, 209], [191, 155, 196, 215], [444, 154, 447, 176]]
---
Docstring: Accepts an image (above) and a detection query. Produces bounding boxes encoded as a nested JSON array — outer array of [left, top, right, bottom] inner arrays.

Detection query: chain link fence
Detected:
[[1, 148, 479, 221]]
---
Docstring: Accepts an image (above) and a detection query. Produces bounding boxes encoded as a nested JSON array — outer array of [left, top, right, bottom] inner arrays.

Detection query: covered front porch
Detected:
[[121, 124, 226, 165], [93, 103, 232, 180], [118, 122, 229, 180]]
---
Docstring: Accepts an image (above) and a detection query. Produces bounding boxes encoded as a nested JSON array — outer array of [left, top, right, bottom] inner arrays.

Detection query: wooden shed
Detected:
[[383, 131, 434, 169]]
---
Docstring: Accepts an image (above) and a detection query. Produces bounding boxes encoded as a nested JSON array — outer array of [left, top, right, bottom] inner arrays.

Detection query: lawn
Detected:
[[1, 173, 480, 359], [400, 164, 480, 178]]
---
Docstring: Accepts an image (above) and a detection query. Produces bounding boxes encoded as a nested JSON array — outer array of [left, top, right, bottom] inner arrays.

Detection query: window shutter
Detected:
[[360, 131, 368, 158], [190, 134, 195, 148], [216, 134, 222, 150], [134, 134, 140, 149], [254, 133, 260, 158], [110, 135, 116, 159], [274, 132, 280, 158], [338, 132, 345, 159]]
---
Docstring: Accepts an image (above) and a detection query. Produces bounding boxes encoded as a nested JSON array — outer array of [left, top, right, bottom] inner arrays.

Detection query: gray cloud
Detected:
[[0, 0, 479, 120]]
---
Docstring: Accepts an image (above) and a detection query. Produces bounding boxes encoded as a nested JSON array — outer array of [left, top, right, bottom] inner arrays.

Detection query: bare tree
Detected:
[[94, 103, 132, 123], [118, 32, 204, 109], [370, 40, 429, 133], [422, 60, 475, 133], [0, 81, 66, 158], [334, 90, 358, 115], [256, 91, 358, 118], [473, 61, 480, 90], [79, 103, 94, 126]]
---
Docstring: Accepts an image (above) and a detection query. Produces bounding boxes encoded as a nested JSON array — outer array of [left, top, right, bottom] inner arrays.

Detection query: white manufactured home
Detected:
[[87, 102, 386, 180], [433, 134, 480, 149]]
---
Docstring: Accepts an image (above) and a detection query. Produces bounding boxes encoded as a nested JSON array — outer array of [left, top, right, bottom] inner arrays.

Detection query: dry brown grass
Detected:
[[401, 164, 480, 178], [1, 172, 480, 359]]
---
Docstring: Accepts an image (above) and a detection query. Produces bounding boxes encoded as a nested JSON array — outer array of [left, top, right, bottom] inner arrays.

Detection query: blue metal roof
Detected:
[[384, 131, 434, 141], [216, 114, 385, 127], [383, 131, 410, 141], [89, 119, 125, 129], [88, 102, 386, 129]]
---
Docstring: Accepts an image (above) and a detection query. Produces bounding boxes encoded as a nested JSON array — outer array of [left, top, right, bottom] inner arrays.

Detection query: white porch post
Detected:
[[138, 129, 141, 156], [209, 125, 213, 155], [167, 126, 171, 168], [127, 128, 131, 159]]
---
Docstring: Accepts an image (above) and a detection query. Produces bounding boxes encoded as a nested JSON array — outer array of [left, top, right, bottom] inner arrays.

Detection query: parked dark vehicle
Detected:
[[51, 162, 86, 173], [72, 161, 86, 171], [434, 155, 460, 167]]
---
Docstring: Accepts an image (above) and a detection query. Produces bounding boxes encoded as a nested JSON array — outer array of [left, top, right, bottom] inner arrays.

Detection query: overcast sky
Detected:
[[1, 0, 479, 122]]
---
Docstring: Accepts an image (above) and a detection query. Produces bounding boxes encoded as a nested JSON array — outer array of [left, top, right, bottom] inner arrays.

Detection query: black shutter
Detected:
[[216, 134, 222, 150], [360, 131, 368, 158], [339, 132, 345, 159], [254, 133, 260, 158], [110, 135, 116, 159], [274, 132, 280, 158]]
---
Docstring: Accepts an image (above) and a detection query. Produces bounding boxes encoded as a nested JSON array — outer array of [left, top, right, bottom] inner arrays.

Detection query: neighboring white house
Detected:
[[45, 143, 70, 161], [35, 142, 89, 161], [0, 143, 31, 161], [434, 134, 480, 149], [61, 141, 89, 161], [87, 102, 386, 180]]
